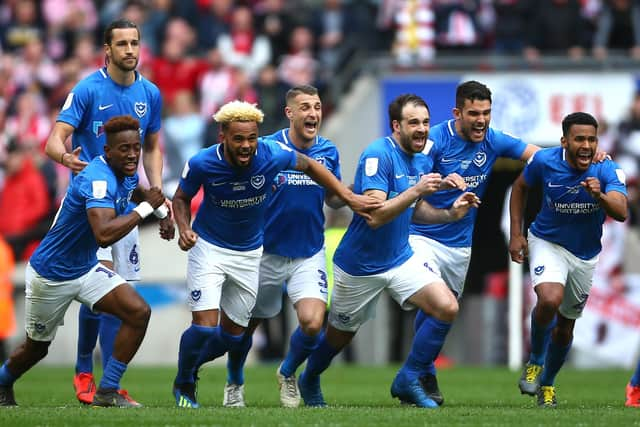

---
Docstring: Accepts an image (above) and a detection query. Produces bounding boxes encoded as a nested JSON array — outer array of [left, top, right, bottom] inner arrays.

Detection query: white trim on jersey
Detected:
[[446, 119, 456, 136]]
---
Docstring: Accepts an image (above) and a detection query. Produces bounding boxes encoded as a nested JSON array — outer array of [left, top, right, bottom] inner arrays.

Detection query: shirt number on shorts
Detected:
[[317, 269, 328, 294], [129, 244, 139, 265]]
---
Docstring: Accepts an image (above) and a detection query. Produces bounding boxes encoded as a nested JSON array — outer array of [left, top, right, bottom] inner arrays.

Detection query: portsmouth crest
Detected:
[[134, 102, 147, 118], [251, 175, 266, 189], [473, 151, 487, 167]]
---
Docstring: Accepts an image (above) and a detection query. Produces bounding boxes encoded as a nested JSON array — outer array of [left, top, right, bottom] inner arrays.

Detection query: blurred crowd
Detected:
[[0, 0, 639, 264]]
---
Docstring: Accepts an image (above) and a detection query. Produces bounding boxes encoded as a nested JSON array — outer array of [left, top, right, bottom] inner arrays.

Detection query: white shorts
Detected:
[[528, 233, 598, 319], [252, 249, 328, 319], [186, 238, 263, 327], [409, 234, 471, 298], [24, 262, 125, 341], [96, 227, 140, 281], [328, 252, 442, 332]]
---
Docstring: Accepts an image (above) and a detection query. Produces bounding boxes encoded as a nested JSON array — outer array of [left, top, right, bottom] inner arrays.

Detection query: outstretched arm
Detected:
[[45, 121, 88, 173], [412, 192, 480, 224], [172, 186, 199, 251]]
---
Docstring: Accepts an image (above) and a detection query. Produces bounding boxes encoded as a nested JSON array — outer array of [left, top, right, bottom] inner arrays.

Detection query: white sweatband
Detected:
[[133, 201, 154, 219], [154, 204, 168, 219]]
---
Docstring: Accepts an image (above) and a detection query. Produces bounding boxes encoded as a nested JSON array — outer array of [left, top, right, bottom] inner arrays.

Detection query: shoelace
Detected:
[[541, 387, 555, 404], [525, 365, 542, 382], [283, 376, 299, 396], [227, 385, 243, 405]]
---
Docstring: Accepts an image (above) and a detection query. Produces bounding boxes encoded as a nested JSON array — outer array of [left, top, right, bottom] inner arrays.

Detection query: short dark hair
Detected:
[[103, 19, 140, 45], [388, 94, 429, 131], [562, 112, 598, 136], [104, 115, 140, 145], [456, 80, 492, 109], [285, 85, 319, 105]]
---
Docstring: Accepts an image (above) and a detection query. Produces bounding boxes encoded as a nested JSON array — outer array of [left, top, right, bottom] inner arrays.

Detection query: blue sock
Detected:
[[280, 327, 322, 377], [539, 339, 572, 386], [303, 333, 340, 378], [528, 311, 557, 366], [99, 357, 127, 390], [98, 313, 121, 371], [414, 310, 427, 332], [226, 334, 252, 385], [76, 305, 100, 373], [631, 358, 640, 387], [175, 324, 217, 385], [403, 314, 451, 377], [0, 363, 17, 386]]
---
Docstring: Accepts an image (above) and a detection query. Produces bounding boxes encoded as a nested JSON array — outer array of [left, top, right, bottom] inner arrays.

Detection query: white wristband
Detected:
[[153, 204, 168, 219], [133, 201, 154, 219]]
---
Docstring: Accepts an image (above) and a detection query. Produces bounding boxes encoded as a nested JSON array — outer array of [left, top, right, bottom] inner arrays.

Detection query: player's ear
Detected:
[[452, 108, 461, 120], [285, 106, 293, 120], [560, 136, 567, 148]]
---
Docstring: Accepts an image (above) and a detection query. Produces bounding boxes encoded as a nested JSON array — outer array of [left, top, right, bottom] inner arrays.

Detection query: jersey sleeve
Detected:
[[57, 80, 90, 128], [328, 145, 342, 180], [601, 161, 628, 196], [178, 154, 205, 197], [493, 129, 528, 160], [522, 150, 544, 187], [265, 139, 297, 170], [81, 174, 118, 210], [359, 145, 391, 194]]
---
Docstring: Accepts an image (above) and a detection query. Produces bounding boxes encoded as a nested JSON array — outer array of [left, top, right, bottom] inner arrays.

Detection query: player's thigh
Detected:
[[328, 266, 387, 333], [409, 234, 470, 298], [528, 234, 569, 287], [560, 254, 598, 320], [287, 249, 329, 306], [186, 238, 227, 312], [252, 252, 289, 319], [24, 263, 80, 342], [77, 262, 129, 311], [110, 227, 141, 281], [386, 252, 448, 312], [220, 245, 263, 327]]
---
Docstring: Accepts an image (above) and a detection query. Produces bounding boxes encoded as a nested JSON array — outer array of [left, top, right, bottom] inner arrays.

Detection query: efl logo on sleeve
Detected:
[[365, 157, 379, 176], [92, 180, 107, 199]]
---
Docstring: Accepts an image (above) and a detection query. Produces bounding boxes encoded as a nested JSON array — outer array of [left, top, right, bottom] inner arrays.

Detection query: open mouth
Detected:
[[304, 121, 317, 134], [124, 161, 137, 173], [471, 126, 485, 140], [576, 151, 592, 167]]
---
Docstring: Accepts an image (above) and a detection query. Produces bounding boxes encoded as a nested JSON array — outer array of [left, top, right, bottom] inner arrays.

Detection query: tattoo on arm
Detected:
[[295, 152, 309, 170]]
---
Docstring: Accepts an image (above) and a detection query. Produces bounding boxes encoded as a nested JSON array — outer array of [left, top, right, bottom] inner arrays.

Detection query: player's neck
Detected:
[[106, 64, 136, 86], [288, 128, 314, 150]]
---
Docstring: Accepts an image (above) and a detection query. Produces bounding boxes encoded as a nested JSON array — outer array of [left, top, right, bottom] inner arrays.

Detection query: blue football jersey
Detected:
[[334, 136, 432, 276], [525, 147, 627, 259], [410, 119, 527, 247], [179, 138, 297, 251], [263, 128, 341, 258], [57, 68, 162, 163], [30, 157, 138, 280]]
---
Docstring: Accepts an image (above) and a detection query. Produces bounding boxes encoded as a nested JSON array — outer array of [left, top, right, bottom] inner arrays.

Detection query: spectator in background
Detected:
[[196, 0, 232, 53], [278, 26, 319, 88], [592, 0, 640, 61], [163, 90, 205, 191], [391, 0, 435, 68], [491, 0, 530, 55], [11, 35, 61, 94], [199, 48, 233, 120], [4, 91, 51, 152], [120, 0, 167, 59], [433, 0, 483, 53], [523, 0, 589, 63], [311, 0, 355, 81], [255, 64, 289, 135], [41, 0, 97, 60], [254, 0, 296, 63], [217, 5, 271, 82], [0, 139, 51, 261], [1, 0, 44, 54]]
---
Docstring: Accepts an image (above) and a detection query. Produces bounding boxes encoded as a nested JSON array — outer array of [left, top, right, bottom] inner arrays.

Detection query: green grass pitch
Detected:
[[0, 364, 638, 426]]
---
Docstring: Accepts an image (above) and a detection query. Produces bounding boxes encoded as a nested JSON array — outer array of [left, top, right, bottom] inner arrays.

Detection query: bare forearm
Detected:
[[301, 156, 352, 203], [598, 191, 628, 222], [172, 196, 192, 233], [509, 185, 527, 238], [143, 148, 163, 189], [94, 213, 144, 247], [412, 200, 456, 224], [368, 186, 421, 228]]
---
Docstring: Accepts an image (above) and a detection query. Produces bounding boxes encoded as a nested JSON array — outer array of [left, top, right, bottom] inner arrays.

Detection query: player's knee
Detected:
[[537, 294, 562, 313], [438, 299, 459, 322], [129, 301, 151, 329], [299, 316, 324, 336]]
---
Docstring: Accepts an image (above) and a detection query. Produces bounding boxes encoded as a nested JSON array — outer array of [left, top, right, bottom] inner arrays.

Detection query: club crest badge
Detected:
[[134, 102, 147, 118]]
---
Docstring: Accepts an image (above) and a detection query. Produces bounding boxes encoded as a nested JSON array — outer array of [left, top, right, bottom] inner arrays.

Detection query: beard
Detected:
[[111, 56, 138, 72]]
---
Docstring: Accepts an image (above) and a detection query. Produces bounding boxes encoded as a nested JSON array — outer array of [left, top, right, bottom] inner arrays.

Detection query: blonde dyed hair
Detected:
[[213, 100, 264, 130]]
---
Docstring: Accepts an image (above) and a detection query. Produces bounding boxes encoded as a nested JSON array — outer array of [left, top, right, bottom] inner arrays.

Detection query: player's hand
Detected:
[[158, 214, 175, 241], [144, 187, 165, 209], [440, 173, 467, 191], [416, 173, 443, 196], [346, 193, 384, 221], [63, 146, 89, 173], [449, 192, 480, 220], [509, 235, 528, 264], [581, 177, 601, 200], [178, 228, 198, 251], [592, 150, 610, 163]]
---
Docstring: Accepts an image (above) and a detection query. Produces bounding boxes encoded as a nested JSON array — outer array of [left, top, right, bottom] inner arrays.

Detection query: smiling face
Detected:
[[105, 27, 140, 72], [454, 98, 491, 143], [393, 103, 430, 154], [222, 121, 259, 168], [105, 129, 141, 177], [561, 123, 598, 171], [286, 92, 322, 147]]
